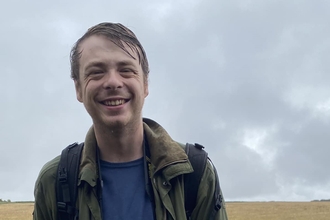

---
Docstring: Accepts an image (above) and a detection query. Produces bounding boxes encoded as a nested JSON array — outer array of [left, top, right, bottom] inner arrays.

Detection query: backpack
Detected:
[[56, 142, 222, 220]]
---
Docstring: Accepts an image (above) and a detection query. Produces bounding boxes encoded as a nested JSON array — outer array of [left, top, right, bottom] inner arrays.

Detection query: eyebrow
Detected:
[[83, 60, 138, 73], [117, 60, 136, 67]]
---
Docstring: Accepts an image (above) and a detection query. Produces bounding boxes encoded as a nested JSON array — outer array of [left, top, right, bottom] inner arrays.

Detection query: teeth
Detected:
[[104, 100, 125, 106]]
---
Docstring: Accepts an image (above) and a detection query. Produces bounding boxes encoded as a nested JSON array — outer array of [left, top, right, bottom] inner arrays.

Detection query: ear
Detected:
[[144, 81, 149, 98], [74, 80, 83, 102]]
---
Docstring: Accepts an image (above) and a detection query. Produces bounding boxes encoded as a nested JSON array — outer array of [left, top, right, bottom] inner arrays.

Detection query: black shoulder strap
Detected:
[[184, 143, 222, 220], [56, 142, 84, 220], [184, 143, 208, 219]]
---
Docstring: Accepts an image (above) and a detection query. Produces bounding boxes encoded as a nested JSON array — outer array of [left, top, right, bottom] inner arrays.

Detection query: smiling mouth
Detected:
[[102, 99, 127, 106]]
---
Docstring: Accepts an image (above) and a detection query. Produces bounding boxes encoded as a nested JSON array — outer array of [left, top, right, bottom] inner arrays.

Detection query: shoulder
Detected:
[[34, 155, 60, 194], [176, 141, 186, 150], [33, 156, 60, 220], [203, 159, 218, 182], [37, 155, 60, 181]]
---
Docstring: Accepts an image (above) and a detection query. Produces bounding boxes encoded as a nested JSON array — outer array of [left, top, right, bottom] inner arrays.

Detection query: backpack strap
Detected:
[[184, 143, 208, 219], [56, 142, 84, 220], [184, 143, 222, 220]]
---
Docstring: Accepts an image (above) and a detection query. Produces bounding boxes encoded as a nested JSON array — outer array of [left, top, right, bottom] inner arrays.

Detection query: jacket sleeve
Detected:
[[191, 159, 228, 220], [33, 156, 60, 220]]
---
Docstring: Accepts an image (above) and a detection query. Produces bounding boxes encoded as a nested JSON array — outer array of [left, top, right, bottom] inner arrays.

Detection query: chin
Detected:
[[105, 119, 127, 128]]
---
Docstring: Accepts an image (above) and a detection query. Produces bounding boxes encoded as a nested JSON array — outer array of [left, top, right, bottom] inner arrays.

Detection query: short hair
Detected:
[[70, 22, 149, 81]]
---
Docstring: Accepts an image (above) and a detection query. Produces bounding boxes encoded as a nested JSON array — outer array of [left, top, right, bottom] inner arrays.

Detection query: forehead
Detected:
[[79, 35, 140, 66]]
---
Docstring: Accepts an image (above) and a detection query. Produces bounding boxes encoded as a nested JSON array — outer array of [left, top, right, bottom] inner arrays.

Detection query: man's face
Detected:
[[74, 35, 148, 129]]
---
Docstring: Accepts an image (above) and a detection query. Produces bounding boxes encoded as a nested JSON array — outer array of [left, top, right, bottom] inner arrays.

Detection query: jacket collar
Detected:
[[78, 126, 98, 187], [78, 118, 192, 186], [143, 118, 189, 174]]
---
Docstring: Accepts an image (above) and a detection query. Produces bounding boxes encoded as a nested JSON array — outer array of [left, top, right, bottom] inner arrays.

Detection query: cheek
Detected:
[[82, 79, 96, 96]]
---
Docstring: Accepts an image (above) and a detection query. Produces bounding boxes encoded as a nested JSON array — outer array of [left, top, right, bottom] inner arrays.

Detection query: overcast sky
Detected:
[[1, 0, 329, 202]]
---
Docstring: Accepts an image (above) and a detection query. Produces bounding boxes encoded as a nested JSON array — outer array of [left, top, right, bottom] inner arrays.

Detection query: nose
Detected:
[[102, 71, 123, 90]]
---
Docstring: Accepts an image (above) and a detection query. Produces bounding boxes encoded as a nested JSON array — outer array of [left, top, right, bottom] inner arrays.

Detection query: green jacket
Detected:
[[34, 118, 228, 220]]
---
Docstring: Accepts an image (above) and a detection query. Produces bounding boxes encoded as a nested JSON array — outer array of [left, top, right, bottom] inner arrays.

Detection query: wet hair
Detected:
[[70, 22, 149, 81]]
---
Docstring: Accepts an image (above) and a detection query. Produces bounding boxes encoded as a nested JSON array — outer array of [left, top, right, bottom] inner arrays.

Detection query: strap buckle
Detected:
[[57, 202, 67, 212], [214, 194, 222, 211], [58, 169, 68, 183]]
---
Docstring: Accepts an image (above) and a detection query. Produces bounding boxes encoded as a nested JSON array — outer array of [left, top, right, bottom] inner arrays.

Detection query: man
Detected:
[[34, 22, 228, 220]]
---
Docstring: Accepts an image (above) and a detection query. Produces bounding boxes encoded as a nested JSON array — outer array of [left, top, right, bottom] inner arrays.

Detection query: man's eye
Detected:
[[121, 69, 131, 72], [90, 70, 103, 75]]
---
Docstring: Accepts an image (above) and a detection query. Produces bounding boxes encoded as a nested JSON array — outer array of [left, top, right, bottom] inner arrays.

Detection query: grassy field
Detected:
[[0, 202, 33, 220], [1, 201, 330, 219], [226, 201, 330, 220]]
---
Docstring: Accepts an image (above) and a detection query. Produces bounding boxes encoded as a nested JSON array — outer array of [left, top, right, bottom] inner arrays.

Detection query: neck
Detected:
[[94, 121, 144, 163]]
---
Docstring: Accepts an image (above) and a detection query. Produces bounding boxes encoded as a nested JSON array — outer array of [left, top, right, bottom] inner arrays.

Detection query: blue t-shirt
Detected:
[[100, 157, 154, 220]]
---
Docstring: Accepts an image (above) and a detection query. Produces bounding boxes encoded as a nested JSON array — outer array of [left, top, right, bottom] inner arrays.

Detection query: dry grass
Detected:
[[0, 203, 33, 220], [226, 201, 330, 220], [1, 201, 330, 219]]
